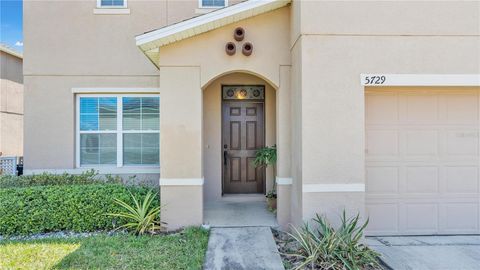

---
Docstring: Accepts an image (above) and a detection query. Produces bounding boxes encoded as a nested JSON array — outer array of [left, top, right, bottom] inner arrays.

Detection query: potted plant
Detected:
[[253, 145, 277, 211]]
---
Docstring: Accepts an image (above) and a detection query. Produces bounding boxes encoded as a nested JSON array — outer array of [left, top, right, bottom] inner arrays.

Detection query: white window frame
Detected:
[[198, 0, 228, 9], [96, 0, 127, 8], [75, 93, 160, 169]]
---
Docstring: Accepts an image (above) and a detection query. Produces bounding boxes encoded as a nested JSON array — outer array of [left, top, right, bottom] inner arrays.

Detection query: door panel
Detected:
[[223, 101, 265, 194]]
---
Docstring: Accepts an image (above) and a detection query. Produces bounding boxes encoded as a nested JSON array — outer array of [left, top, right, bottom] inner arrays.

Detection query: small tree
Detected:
[[253, 145, 277, 198]]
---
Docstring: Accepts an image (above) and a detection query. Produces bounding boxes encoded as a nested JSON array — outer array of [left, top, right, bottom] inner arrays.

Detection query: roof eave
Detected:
[[0, 45, 23, 59]]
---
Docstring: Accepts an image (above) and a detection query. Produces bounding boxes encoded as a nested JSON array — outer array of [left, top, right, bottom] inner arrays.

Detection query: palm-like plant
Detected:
[[253, 145, 277, 168], [286, 224, 323, 270], [253, 145, 277, 197], [108, 190, 163, 235], [285, 211, 381, 270]]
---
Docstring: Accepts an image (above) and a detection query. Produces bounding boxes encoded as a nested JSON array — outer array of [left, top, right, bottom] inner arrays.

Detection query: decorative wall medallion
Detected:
[[225, 27, 253, 57], [222, 86, 265, 100], [242, 42, 253, 56], [234, 27, 245, 41], [225, 42, 236, 56]]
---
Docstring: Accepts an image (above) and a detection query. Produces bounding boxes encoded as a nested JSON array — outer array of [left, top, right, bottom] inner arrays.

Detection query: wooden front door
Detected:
[[222, 86, 265, 194]]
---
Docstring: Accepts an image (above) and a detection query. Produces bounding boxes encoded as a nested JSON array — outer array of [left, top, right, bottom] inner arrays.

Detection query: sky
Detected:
[[0, 0, 23, 52]]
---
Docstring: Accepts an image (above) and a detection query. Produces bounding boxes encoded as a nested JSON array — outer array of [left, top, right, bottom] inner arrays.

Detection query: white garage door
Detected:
[[365, 87, 480, 235]]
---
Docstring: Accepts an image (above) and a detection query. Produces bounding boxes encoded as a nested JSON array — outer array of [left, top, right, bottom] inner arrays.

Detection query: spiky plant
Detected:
[[108, 190, 163, 235], [253, 145, 277, 197], [286, 210, 381, 270]]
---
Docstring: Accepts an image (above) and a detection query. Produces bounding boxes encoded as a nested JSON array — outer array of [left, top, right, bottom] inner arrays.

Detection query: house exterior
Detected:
[[24, 0, 480, 235], [0, 45, 23, 158]]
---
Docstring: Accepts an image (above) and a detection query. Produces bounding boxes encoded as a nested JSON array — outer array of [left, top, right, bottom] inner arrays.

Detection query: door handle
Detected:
[[223, 144, 228, 166]]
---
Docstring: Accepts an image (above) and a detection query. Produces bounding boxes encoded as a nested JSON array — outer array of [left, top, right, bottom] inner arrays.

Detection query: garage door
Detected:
[[365, 87, 480, 235]]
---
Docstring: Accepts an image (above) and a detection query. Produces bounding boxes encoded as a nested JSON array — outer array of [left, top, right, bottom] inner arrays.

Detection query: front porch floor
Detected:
[[203, 194, 278, 227]]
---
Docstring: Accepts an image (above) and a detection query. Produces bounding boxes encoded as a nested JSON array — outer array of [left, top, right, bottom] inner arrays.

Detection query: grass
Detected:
[[0, 227, 209, 270]]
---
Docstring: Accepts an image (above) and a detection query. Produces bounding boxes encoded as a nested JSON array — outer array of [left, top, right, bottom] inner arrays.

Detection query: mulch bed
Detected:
[[271, 228, 385, 270], [272, 228, 306, 269]]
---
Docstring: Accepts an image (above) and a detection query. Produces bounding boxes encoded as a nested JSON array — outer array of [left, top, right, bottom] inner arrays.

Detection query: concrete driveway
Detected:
[[366, 235, 480, 270]]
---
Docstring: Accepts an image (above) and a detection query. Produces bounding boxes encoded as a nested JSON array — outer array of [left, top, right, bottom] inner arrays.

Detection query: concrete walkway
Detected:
[[203, 227, 284, 270], [367, 235, 480, 270], [204, 195, 278, 227]]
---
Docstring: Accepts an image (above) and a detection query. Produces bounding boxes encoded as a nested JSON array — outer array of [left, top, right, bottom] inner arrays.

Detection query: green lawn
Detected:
[[0, 227, 209, 270]]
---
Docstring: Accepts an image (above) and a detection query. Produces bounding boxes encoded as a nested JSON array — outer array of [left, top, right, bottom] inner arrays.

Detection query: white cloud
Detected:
[[15, 41, 23, 47]]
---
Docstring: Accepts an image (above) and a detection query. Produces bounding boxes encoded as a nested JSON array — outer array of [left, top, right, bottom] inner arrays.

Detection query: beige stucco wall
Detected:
[[23, 0, 245, 77], [158, 7, 291, 88], [166, 0, 244, 25], [0, 51, 22, 84], [23, 76, 158, 165], [23, 0, 480, 230], [297, 1, 480, 36], [159, 66, 204, 229], [291, 0, 480, 226], [160, 66, 203, 179], [24, 1, 159, 77], [161, 185, 203, 230], [289, 33, 303, 227], [203, 72, 276, 201], [0, 51, 23, 157], [23, 0, 286, 228], [23, 0, 248, 175], [156, 7, 291, 228], [23, 0, 172, 180]]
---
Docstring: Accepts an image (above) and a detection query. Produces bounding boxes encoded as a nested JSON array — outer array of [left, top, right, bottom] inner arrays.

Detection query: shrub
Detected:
[[254, 145, 277, 199], [0, 184, 159, 236], [286, 211, 381, 270], [0, 170, 121, 188]]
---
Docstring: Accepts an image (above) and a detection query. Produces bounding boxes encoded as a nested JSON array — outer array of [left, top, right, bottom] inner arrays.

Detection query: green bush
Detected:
[[0, 170, 120, 188], [0, 184, 159, 236]]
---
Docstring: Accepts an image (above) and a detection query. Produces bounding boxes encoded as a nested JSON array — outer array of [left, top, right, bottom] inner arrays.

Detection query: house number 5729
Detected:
[[364, 75, 386, 85]]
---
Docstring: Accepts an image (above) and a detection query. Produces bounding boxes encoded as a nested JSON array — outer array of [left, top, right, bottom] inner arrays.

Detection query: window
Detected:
[[77, 95, 159, 167], [200, 0, 226, 8], [98, 0, 127, 8]]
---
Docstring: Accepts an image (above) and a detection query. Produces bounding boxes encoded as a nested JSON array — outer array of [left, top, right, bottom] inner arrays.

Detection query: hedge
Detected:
[[0, 170, 120, 188], [0, 184, 159, 236]]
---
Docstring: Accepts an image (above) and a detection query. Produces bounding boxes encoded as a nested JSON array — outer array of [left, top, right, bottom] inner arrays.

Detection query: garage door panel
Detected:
[[405, 130, 439, 156], [366, 167, 399, 194], [445, 166, 479, 193], [366, 88, 480, 235], [403, 94, 439, 124], [446, 130, 479, 156], [366, 130, 399, 157], [366, 200, 480, 235], [366, 93, 399, 124], [446, 94, 479, 124], [405, 203, 439, 233], [366, 203, 399, 234], [406, 166, 439, 193], [442, 203, 479, 232]]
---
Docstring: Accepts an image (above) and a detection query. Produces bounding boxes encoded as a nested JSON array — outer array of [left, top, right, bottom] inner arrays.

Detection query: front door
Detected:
[[222, 85, 265, 194]]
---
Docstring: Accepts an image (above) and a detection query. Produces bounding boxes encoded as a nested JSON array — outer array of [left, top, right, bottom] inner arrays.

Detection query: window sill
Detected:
[[24, 167, 160, 175], [93, 8, 130, 15]]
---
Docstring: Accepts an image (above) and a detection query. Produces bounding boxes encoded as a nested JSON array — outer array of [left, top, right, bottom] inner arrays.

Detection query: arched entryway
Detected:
[[202, 71, 278, 226]]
